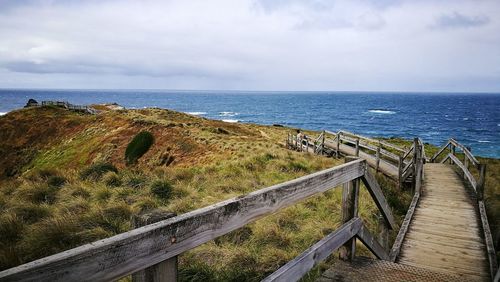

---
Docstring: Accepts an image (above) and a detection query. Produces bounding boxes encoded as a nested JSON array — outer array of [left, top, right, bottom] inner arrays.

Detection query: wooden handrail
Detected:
[[1, 159, 398, 282]]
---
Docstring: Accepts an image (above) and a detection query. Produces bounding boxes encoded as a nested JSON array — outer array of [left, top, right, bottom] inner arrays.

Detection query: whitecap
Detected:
[[186, 112, 207, 116], [478, 140, 491, 143], [221, 119, 239, 123], [0, 112, 6, 116], [368, 109, 396, 114], [462, 118, 469, 120], [219, 111, 238, 117]]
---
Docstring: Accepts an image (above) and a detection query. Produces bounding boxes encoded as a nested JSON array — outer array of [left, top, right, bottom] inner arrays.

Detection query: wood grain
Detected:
[[0, 160, 366, 282]]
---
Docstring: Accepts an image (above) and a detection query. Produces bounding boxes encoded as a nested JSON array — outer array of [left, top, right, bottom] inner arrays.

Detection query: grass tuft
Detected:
[[80, 163, 118, 181]]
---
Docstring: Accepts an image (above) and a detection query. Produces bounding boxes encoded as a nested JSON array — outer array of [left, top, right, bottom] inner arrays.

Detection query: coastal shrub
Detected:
[[47, 175, 66, 188], [125, 131, 154, 165], [150, 180, 173, 200], [11, 203, 51, 224], [102, 172, 122, 187], [80, 163, 118, 180], [0, 213, 24, 244], [14, 184, 58, 205]]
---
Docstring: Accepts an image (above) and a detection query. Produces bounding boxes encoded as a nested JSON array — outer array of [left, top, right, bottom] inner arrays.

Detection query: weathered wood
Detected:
[[397, 163, 491, 280], [449, 138, 480, 167], [389, 190, 420, 261], [375, 146, 380, 172], [477, 164, 486, 201], [336, 132, 341, 158], [447, 153, 477, 191], [0, 160, 367, 282], [132, 210, 178, 282], [430, 140, 451, 162], [360, 169, 396, 230], [478, 200, 498, 280], [355, 138, 360, 157], [340, 157, 360, 261], [262, 218, 362, 282], [338, 130, 406, 153], [356, 223, 390, 260]]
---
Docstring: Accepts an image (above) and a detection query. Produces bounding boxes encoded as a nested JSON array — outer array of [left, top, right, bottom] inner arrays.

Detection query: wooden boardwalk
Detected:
[[397, 163, 490, 281], [319, 163, 492, 281]]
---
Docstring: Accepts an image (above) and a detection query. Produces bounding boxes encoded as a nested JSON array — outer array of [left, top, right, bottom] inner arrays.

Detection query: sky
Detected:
[[0, 0, 499, 92]]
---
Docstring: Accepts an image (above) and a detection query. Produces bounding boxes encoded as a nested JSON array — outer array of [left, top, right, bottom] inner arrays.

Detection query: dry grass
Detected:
[[0, 106, 496, 280]]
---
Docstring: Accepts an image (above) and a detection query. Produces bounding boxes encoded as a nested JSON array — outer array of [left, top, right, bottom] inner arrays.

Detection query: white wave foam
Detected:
[[222, 119, 239, 123], [478, 140, 491, 143], [219, 111, 238, 117], [186, 112, 207, 116], [368, 109, 396, 114], [0, 112, 6, 116], [462, 118, 469, 120]]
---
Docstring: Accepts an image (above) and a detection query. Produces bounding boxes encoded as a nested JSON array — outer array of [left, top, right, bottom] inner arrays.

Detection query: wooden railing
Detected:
[[0, 159, 396, 282], [389, 138, 425, 261], [287, 130, 414, 186], [430, 138, 497, 279], [41, 100, 98, 114]]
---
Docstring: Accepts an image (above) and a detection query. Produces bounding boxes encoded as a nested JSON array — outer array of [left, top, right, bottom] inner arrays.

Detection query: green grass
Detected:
[[0, 107, 497, 280]]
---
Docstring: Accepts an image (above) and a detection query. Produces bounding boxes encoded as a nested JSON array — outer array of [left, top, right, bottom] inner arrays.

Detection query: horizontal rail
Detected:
[[479, 201, 499, 280], [262, 218, 362, 282], [442, 154, 477, 191], [449, 138, 480, 167], [0, 160, 367, 282], [338, 130, 406, 153]]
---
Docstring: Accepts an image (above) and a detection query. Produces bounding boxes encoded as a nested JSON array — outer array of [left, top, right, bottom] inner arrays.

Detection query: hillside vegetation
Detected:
[[0, 106, 497, 280]]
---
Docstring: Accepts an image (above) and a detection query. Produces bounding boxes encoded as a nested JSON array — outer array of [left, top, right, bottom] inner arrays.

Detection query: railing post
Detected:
[[398, 155, 403, 189], [321, 130, 325, 155], [306, 138, 309, 152], [464, 146, 471, 179], [339, 157, 360, 261], [132, 210, 178, 282], [477, 164, 486, 201], [376, 143, 381, 172], [336, 132, 341, 158], [412, 138, 419, 192], [355, 138, 360, 157]]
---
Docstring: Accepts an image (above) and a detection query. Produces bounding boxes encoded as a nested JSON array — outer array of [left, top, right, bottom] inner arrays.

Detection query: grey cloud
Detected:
[[432, 12, 489, 29]]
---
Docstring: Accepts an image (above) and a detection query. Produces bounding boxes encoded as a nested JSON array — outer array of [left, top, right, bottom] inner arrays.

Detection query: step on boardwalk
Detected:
[[397, 163, 490, 281]]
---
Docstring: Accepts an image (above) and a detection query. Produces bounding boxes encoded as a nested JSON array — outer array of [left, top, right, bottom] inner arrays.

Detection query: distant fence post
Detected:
[[376, 144, 381, 172], [355, 138, 360, 157], [398, 155, 403, 189], [321, 130, 325, 155], [132, 210, 178, 282], [477, 164, 486, 201], [339, 156, 360, 261], [464, 147, 471, 179], [336, 132, 341, 158]]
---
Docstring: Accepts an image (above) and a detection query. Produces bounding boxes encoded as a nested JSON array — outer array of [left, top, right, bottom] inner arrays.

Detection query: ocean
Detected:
[[0, 89, 498, 158]]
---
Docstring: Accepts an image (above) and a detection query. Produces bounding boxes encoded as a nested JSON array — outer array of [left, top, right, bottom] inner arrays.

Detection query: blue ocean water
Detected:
[[0, 89, 499, 158]]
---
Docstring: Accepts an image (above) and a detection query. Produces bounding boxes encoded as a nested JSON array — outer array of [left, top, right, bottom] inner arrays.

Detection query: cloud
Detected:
[[432, 12, 490, 29], [0, 0, 499, 91]]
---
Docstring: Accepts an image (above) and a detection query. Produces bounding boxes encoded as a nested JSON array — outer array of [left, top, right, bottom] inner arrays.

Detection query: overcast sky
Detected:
[[0, 0, 499, 92]]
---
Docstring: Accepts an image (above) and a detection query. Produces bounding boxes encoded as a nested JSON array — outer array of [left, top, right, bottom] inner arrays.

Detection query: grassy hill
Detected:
[[0, 106, 497, 280]]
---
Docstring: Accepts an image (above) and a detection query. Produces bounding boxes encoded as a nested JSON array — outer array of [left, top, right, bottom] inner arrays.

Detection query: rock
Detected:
[[25, 99, 39, 108]]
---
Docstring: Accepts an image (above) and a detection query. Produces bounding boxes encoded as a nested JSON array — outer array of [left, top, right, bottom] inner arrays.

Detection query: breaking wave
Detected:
[[368, 109, 396, 114]]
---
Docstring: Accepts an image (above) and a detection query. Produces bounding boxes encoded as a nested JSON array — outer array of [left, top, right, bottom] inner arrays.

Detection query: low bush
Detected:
[[125, 131, 154, 165], [80, 163, 118, 180], [150, 180, 173, 200], [102, 172, 122, 187]]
